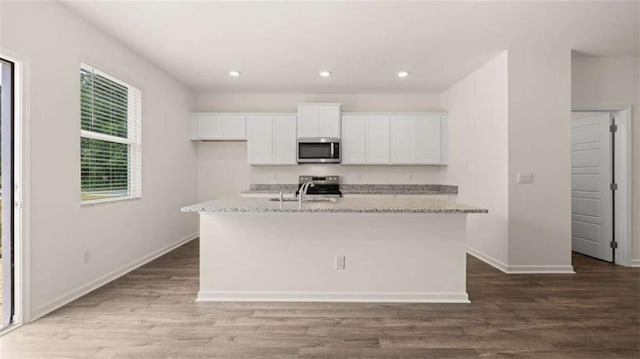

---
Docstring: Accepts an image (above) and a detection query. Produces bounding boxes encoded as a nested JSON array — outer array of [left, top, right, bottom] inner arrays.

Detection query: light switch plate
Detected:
[[517, 172, 534, 184]]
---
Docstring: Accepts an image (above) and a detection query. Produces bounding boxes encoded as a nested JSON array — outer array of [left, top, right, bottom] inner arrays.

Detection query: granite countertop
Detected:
[[340, 184, 457, 195], [181, 196, 487, 214], [241, 184, 458, 195]]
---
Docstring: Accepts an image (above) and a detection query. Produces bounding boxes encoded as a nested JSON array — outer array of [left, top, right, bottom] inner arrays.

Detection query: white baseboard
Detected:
[[30, 232, 198, 322], [631, 259, 640, 267], [505, 264, 575, 274], [466, 247, 509, 273], [466, 247, 575, 274], [197, 290, 470, 303]]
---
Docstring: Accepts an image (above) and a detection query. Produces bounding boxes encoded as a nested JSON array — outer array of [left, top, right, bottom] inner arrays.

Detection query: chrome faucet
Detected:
[[298, 181, 315, 209]]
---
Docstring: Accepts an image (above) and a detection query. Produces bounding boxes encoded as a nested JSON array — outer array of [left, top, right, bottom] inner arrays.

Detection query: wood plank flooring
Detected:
[[1, 239, 638, 358]]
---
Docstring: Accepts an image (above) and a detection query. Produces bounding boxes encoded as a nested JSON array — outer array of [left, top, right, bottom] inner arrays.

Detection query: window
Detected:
[[80, 64, 141, 203]]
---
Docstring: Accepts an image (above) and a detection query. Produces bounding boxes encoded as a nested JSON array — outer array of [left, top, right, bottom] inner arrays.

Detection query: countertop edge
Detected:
[[243, 184, 459, 195], [182, 207, 488, 214]]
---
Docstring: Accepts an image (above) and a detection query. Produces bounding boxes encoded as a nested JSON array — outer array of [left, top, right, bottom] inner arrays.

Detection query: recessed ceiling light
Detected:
[[319, 71, 332, 78], [229, 70, 241, 77], [397, 71, 409, 78]]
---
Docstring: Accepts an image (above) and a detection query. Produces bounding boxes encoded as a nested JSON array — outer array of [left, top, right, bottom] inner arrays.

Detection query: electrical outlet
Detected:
[[517, 172, 534, 184], [81, 250, 91, 264], [335, 255, 346, 270]]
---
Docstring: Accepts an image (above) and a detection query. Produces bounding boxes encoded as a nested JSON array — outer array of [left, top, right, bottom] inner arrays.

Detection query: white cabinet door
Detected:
[[366, 115, 390, 164], [390, 115, 417, 164], [390, 115, 443, 164], [319, 106, 341, 138], [192, 114, 222, 139], [247, 114, 297, 165], [341, 115, 366, 164], [416, 115, 441, 164], [440, 116, 448, 164], [246, 115, 273, 165], [297, 104, 341, 138], [272, 115, 297, 165], [221, 115, 246, 139], [342, 115, 389, 165], [297, 106, 319, 138], [191, 113, 246, 140]]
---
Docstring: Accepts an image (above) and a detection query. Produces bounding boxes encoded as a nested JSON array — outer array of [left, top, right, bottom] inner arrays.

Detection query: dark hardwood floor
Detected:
[[1, 239, 638, 358]]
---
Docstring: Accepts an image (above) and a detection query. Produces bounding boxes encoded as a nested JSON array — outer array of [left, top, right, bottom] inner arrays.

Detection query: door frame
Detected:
[[572, 105, 632, 266], [0, 49, 28, 334]]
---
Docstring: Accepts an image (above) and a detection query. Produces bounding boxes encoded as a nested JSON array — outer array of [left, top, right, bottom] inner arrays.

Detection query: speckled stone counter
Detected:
[[182, 196, 487, 214], [341, 184, 458, 195], [241, 183, 458, 195], [242, 184, 299, 194]]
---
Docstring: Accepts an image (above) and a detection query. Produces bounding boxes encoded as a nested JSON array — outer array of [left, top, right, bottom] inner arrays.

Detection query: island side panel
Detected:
[[198, 212, 468, 303]]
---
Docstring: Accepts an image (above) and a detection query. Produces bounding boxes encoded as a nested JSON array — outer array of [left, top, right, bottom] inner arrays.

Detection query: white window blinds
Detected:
[[80, 63, 141, 203]]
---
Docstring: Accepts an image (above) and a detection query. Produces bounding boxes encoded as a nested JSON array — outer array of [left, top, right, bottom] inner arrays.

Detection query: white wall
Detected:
[[507, 43, 573, 271], [0, 1, 198, 319], [572, 56, 640, 262], [441, 51, 509, 267], [443, 46, 573, 273], [195, 93, 447, 201], [196, 93, 443, 113]]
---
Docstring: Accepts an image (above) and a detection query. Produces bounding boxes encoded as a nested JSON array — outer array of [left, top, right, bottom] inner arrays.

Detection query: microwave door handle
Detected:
[[330, 143, 335, 158]]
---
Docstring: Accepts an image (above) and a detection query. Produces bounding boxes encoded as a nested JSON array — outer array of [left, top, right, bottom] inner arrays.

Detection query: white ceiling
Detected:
[[62, 1, 639, 94]]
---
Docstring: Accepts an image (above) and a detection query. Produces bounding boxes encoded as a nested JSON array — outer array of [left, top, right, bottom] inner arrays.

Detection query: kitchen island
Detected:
[[182, 197, 487, 303]]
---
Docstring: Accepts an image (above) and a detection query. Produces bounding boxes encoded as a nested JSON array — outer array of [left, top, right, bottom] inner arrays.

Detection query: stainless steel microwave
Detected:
[[297, 138, 341, 164]]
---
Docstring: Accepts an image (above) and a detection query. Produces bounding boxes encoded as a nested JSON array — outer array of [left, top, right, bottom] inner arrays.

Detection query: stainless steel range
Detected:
[[296, 175, 342, 199]]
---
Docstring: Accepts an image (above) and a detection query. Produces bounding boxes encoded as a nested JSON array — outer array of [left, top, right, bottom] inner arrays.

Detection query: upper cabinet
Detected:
[[191, 109, 448, 167], [341, 115, 390, 165], [390, 114, 447, 165], [342, 113, 447, 165], [297, 103, 341, 138], [246, 114, 297, 165], [191, 113, 246, 140]]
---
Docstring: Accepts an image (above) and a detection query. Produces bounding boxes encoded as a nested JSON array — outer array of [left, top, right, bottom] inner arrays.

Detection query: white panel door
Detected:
[[366, 115, 390, 164], [246, 115, 273, 165], [416, 115, 441, 164], [390, 115, 417, 164], [341, 115, 366, 164], [272, 115, 297, 164], [571, 113, 612, 262]]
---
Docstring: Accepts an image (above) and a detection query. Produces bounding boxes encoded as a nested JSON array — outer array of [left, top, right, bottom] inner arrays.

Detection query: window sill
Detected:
[[81, 195, 141, 207]]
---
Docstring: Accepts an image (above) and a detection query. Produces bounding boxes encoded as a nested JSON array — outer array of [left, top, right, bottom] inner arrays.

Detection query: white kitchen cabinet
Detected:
[[366, 115, 391, 164], [297, 103, 341, 138], [191, 113, 246, 140], [272, 115, 297, 164], [341, 116, 366, 163], [246, 115, 273, 165], [390, 114, 445, 165], [341, 115, 390, 165], [246, 114, 297, 165]]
